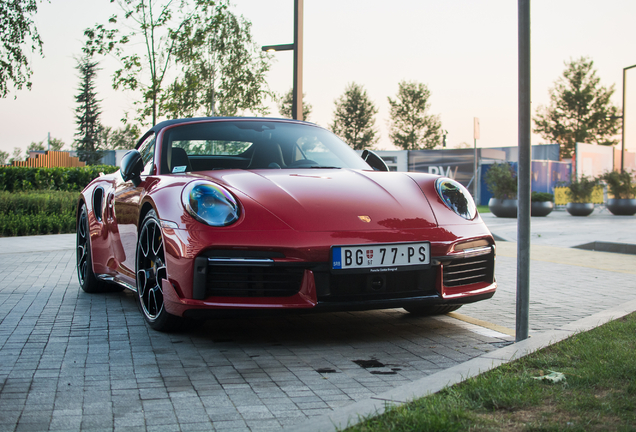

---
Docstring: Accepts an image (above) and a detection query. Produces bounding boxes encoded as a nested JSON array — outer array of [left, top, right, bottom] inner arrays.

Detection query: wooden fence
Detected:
[[11, 151, 86, 168]]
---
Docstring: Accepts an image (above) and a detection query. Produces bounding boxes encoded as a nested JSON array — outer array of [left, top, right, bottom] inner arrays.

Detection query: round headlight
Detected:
[[435, 178, 477, 220], [182, 181, 240, 227]]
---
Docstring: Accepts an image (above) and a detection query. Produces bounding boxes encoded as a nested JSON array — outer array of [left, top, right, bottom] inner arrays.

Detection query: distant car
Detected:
[[76, 118, 496, 331]]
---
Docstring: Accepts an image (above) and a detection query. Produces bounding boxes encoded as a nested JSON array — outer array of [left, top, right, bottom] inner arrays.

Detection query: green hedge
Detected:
[[0, 212, 76, 236], [0, 191, 79, 237], [0, 165, 118, 192]]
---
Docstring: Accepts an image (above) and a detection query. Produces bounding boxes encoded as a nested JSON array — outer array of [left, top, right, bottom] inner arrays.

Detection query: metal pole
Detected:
[[516, 0, 531, 342], [473, 118, 479, 197], [474, 138, 478, 197], [622, 68, 626, 173], [292, 0, 304, 121], [621, 65, 636, 173]]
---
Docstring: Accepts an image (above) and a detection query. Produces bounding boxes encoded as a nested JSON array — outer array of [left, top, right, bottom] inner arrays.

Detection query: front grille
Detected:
[[443, 252, 494, 287], [316, 268, 438, 302], [205, 266, 304, 298]]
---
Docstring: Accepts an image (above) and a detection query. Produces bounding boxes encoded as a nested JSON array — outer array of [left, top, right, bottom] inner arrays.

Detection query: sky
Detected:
[[1, 0, 636, 157]]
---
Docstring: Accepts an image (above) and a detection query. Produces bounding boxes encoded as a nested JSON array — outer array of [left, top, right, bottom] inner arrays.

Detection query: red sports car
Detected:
[[76, 118, 496, 331]]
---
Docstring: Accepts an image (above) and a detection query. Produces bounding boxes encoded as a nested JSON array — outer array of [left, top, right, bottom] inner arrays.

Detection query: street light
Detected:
[[620, 64, 636, 173], [262, 0, 303, 121]]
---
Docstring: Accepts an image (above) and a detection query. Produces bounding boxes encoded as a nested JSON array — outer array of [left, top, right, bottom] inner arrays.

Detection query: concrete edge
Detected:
[[283, 299, 636, 432], [573, 241, 636, 255]]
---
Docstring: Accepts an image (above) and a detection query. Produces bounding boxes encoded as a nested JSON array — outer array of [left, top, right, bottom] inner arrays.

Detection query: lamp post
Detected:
[[620, 64, 636, 173], [262, 0, 304, 121]]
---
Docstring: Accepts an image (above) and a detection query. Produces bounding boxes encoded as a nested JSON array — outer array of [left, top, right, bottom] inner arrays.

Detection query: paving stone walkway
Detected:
[[2, 210, 635, 431], [0, 248, 511, 432]]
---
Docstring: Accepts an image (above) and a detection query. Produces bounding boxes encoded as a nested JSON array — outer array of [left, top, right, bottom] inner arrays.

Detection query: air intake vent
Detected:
[[205, 266, 303, 298], [443, 252, 494, 287]]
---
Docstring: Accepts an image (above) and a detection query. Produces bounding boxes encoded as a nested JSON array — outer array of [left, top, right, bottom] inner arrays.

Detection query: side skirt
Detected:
[[97, 275, 137, 292]]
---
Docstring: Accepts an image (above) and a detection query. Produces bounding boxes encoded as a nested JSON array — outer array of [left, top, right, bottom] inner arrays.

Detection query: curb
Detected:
[[284, 298, 636, 432]]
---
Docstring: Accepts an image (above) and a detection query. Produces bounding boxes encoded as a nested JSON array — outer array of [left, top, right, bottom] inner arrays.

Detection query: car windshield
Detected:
[[161, 120, 371, 174]]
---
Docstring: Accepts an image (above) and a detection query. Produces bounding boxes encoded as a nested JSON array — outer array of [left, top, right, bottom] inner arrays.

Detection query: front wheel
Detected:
[[136, 210, 184, 332], [404, 304, 462, 316]]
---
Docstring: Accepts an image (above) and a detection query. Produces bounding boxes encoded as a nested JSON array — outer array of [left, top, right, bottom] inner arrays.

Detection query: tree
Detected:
[[0, 150, 8, 165], [278, 88, 312, 121], [161, 2, 272, 118], [27, 137, 65, 152], [49, 137, 65, 151], [330, 82, 378, 150], [534, 57, 621, 159], [388, 81, 442, 150], [101, 124, 141, 150], [74, 55, 103, 165], [0, 0, 46, 98], [84, 0, 218, 125], [10, 147, 23, 163], [27, 141, 45, 152]]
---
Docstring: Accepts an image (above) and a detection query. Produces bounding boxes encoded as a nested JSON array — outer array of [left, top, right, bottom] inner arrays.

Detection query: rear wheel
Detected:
[[404, 304, 462, 316], [136, 210, 184, 332], [77, 204, 119, 293]]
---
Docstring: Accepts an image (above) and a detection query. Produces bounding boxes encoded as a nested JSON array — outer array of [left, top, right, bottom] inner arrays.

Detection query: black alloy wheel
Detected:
[[77, 204, 107, 293], [136, 210, 183, 331]]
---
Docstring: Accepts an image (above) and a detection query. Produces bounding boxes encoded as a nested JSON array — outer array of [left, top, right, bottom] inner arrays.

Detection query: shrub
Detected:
[[0, 165, 118, 192], [601, 170, 636, 199], [484, 163, 517, 199], [0, 213, 76, 236], [567, 175, 598, 203], [531, 192, 554, 202], [0, 191, 78, 237]]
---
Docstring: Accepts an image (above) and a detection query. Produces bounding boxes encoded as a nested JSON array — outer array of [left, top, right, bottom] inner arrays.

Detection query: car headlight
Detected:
[[182, 181, 240, 226], [435, 178, 477, 220]]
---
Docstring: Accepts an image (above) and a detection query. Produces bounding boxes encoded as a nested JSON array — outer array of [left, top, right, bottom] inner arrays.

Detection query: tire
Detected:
[[136, 210, 184, 332], [403, 304, 462, 316], [77, 204, 117, 293]]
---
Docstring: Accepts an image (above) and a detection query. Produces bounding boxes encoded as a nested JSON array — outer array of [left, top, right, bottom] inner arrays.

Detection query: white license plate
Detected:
[[331, 242, 430, 273]]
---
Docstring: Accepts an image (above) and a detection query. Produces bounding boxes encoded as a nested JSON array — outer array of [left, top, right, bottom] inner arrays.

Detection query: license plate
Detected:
[[331, 242, 430, 273]]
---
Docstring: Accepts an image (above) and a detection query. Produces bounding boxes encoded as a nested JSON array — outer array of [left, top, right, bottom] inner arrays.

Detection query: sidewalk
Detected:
[[481, 206, 636, 247]]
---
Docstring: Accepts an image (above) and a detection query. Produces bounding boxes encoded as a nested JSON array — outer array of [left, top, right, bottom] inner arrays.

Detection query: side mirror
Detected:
[[120, 150, 144, 187], [361, 149, 389, 172]]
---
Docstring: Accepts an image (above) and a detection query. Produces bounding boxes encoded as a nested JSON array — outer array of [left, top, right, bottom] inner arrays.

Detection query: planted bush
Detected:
[[0, 165, 118, 192], [0, 191, 79, 237], [601, 170, 636, 199], [484, 163, 517, 199], [0, 165, 120, 237], [567, 175, 598, 203], [531, 192, 554, 202]]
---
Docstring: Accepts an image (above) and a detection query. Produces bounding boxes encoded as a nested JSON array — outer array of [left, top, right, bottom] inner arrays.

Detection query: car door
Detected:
[[113, 133, 156, 284]]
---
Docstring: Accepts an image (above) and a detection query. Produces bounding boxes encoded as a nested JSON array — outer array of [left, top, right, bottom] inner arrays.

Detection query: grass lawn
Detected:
[[344, 312, 636, 431], [477, 204, 490, 214]]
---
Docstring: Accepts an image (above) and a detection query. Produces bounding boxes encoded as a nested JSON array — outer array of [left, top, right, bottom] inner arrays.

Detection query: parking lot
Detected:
[[1, 208, 635, 431]]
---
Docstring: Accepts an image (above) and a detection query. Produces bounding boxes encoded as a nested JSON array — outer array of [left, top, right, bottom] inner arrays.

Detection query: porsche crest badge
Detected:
[[358, 215, 371, 223]]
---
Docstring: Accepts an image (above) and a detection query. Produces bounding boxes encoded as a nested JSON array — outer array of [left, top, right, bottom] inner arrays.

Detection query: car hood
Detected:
[[202, 169, 438, 232]]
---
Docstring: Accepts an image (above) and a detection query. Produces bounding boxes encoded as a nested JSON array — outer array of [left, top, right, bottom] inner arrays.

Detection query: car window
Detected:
[[161, 121, 371, 171], [294, 137, 344, 167], [138, 133, 156, 176], [172, 140, 252, 156]]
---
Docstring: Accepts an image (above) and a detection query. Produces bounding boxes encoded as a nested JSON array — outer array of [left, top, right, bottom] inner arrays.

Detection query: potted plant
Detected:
[[531, 192, 554, 217], [566, 175, 597, 216], [600, 171, 636, 216], [484, 163, 517, 218]]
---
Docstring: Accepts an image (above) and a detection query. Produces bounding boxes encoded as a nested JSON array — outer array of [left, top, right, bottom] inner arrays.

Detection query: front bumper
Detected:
[[161, 242, 497, 318]]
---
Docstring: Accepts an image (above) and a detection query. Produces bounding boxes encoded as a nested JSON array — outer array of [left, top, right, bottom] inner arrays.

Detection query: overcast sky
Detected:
[[1, 0, 636, 156]]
